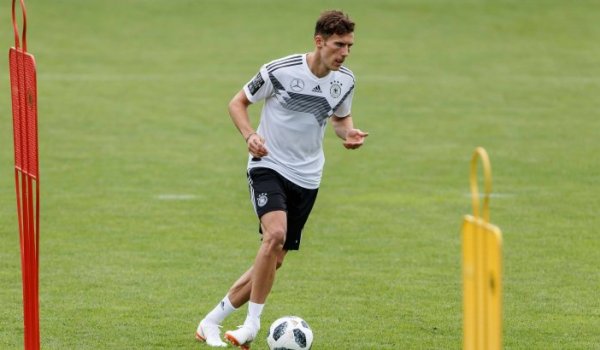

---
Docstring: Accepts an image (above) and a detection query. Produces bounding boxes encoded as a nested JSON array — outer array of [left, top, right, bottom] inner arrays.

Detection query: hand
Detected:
[[343, 129, 369, 149], [247, 133, 268, 158]]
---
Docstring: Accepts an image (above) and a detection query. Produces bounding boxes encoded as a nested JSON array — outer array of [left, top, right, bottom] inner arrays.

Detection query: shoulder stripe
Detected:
[[338, 67, 355, 81], [266, 55, 303, 70], [267, 60, 303, 73]]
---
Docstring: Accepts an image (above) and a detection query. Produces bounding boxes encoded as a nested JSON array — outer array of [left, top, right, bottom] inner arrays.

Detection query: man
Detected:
[[196, 10, 368, 349]]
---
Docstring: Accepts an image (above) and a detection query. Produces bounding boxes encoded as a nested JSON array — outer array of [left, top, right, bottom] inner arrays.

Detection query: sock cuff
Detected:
[[224, 295, 237, 311], [248, 301, 264, 319]]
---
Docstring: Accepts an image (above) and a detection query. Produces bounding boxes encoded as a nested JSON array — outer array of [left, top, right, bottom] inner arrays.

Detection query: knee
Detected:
[[262, 227, 286, 252]]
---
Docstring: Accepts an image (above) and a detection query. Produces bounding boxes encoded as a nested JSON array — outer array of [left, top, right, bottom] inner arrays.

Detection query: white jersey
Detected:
[[243, 53, 355, 189]]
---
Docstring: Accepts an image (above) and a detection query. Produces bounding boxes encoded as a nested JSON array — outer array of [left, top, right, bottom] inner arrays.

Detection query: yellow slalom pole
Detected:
[[462, 147, 503, 350]]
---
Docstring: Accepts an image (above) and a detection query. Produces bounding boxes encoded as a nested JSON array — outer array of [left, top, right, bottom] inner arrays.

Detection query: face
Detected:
[[316, 32, 354, 71]]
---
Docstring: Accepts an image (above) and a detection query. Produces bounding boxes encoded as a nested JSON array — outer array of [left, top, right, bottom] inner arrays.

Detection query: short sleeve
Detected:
[[333, 87, 354, 118], [243, 66, 273, 103]]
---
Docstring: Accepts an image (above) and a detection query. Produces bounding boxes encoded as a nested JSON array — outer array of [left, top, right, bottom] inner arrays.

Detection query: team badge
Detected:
[[330, 80, 342, 98], [257, 193, 268, 207], [290, 78, 305, 92]]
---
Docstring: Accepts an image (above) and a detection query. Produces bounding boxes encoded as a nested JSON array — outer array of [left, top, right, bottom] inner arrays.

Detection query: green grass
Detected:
[[1, 0, 599, 348]]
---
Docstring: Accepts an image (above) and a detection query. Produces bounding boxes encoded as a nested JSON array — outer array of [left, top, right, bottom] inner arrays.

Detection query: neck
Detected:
[[306, 52, 329, 78]]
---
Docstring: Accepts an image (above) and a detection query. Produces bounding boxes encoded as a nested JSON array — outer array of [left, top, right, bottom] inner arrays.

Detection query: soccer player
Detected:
[[196, 10, 368, 349]]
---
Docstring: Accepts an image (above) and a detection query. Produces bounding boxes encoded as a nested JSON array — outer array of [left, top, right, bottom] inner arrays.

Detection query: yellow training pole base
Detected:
[[462, 147, 503, 350]]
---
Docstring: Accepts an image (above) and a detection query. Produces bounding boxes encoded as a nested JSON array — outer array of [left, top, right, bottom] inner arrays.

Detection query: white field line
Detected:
[[360, 74, 600, 84], [38, 72, 600, 84], [156, 194, 197, 200], [37, 73, 239, 82]]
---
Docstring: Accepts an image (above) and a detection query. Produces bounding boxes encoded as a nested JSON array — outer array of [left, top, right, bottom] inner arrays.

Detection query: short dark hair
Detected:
[[314, 10, 355, 38]]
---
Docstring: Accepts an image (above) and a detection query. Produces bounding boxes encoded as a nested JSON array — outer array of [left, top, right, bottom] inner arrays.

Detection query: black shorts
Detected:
[[247, 167, 319, 250]]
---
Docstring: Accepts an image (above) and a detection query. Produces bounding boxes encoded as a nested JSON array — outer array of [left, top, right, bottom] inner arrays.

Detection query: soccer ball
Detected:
[[266, 316, 314, 350]]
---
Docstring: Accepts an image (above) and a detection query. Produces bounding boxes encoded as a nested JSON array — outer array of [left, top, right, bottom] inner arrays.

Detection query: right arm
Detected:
[[228, 90, 268, 158]]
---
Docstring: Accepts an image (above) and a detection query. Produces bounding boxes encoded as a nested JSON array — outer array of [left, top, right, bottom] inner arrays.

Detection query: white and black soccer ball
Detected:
[[266, 316, 313, 350]]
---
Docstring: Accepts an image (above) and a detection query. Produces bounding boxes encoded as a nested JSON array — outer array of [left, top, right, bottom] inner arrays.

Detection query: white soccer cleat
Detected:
[[224, 325, 257, 350], [195, 319, 227, 347]]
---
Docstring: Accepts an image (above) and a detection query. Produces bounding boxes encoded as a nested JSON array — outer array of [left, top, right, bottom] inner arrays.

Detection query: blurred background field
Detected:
[[0, 0, 598, 348]]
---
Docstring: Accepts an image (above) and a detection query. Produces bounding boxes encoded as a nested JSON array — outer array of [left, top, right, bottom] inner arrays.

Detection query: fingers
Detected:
[[248, 134, 268, 157], [343, 141, 363, 149], [343, 129, 368, 150], [352, 129, 368, 138], [343, 138, 365, 149]]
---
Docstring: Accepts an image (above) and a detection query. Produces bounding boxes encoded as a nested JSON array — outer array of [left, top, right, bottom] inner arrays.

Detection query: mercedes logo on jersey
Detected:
[[290, 78, 305, 92]]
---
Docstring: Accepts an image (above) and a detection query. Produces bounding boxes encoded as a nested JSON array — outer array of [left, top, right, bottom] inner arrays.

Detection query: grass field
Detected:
[[1, 0, 599, 349]]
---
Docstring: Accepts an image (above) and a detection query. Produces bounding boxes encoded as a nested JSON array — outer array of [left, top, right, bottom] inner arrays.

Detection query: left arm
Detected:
[[330, 115, 369, 150]]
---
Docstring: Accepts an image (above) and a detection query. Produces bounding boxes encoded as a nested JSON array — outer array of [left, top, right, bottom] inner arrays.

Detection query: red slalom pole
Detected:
[[9, 0, 40, 348]]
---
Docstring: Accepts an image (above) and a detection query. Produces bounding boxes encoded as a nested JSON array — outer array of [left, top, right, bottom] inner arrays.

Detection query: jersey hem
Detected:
[[247, 162, 321, 190]]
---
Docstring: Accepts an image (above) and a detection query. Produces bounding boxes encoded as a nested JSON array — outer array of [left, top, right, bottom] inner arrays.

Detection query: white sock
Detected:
[[204, 295, 237, 324], [244, 302, 264, 330]]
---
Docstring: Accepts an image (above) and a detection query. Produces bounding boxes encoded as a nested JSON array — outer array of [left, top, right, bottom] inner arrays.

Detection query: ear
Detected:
[[314, 34, 325, 49]]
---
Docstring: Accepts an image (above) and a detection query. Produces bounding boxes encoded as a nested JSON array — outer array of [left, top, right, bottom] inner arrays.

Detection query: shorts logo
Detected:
[[257, 193, 268, 207]]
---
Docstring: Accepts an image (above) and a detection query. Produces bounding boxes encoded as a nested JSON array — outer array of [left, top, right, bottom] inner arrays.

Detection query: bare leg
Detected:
[[249, 210, 287, 304], [228, 246, 288, 309], [228, 267, 253, 308], [223, 211, 287, 347]]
